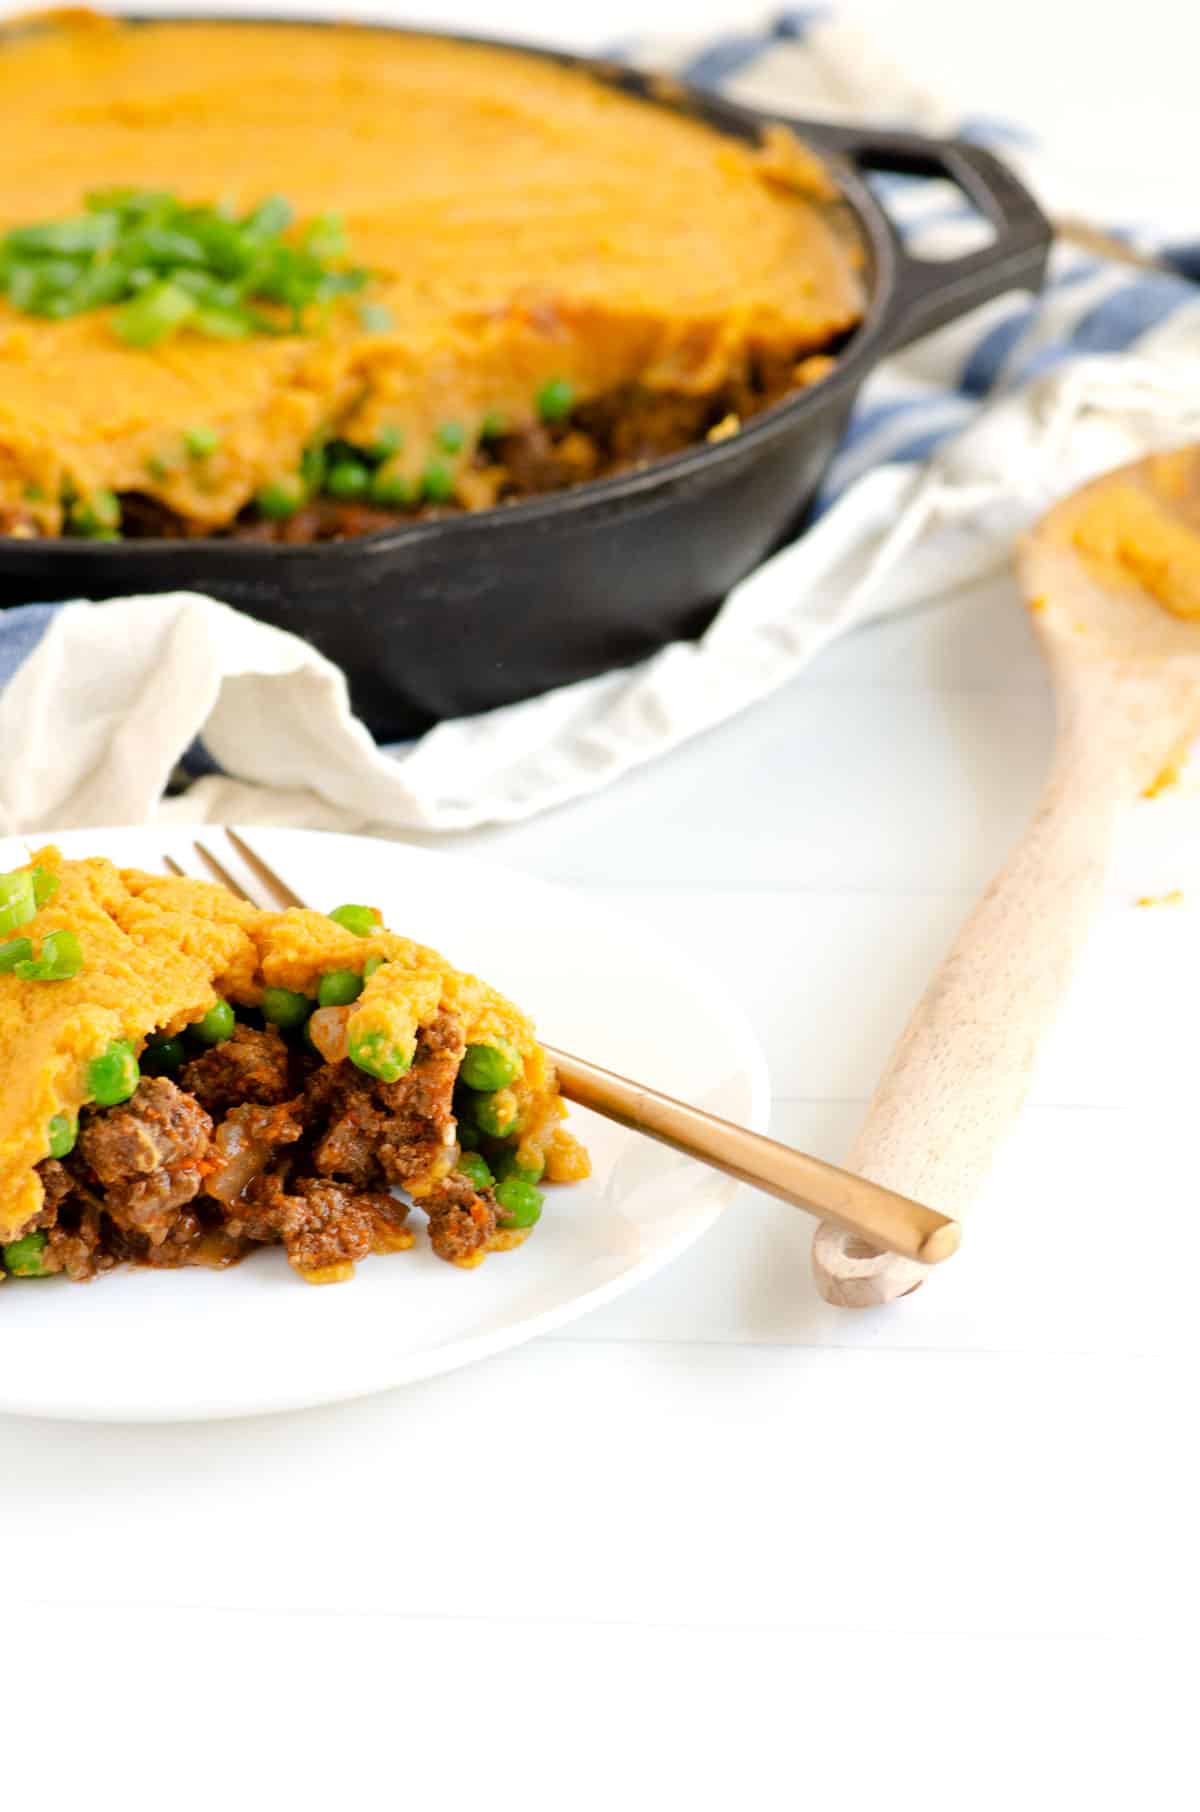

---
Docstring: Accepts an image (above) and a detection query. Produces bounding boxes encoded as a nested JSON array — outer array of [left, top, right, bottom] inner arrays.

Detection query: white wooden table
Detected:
[[2, 2, 1186, 1802]]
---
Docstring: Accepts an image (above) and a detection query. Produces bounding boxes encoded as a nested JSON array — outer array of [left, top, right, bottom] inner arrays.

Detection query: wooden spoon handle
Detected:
[[812, 670, 1165, 1306]]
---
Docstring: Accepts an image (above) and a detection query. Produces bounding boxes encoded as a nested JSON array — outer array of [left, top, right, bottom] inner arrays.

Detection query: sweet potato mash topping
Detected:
[[0, 14, 864, 533]]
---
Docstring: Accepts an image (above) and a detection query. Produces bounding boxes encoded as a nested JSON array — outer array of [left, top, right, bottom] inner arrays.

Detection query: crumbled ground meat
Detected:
[[25, 1009, 505, 1280], [422, 1166, 498, 1265], [179, 1024, 294, 1115], [75, 1077, 214, 1241], [239, 1173, 410, 1273]]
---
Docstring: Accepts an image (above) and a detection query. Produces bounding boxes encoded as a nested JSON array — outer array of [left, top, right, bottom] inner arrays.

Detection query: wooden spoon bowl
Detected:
[[812, 445, 1200, 1306]]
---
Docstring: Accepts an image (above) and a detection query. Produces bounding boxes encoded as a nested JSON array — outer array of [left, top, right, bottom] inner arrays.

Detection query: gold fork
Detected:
[[165, 829, 959, 1269]]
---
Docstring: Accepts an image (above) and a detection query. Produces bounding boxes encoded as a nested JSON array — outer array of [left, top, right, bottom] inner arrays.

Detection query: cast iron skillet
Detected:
[[0, 18, 1051, 739]]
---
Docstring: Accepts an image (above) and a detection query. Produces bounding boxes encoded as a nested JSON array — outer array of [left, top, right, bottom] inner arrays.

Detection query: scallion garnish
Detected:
[[0, 190, 372, 349], [13, 930, 84, 982]]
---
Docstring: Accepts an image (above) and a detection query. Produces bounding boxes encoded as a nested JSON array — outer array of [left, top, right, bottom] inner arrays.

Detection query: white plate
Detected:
[[0, 827, 769, 1421]]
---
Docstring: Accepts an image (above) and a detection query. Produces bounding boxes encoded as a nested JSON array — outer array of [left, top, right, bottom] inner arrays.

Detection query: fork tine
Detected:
[[161, 853, 186, 879], [224, 828, 306, 909], [188, 839, 262, 906]]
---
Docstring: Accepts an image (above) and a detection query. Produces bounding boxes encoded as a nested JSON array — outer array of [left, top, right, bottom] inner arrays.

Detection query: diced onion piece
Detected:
[[207, 1114, 274, 1205], [308, 1004, 351, 1064]]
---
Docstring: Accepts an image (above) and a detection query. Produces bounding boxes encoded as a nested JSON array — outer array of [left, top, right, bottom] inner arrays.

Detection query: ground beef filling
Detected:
[[32, 1014, 499, 1280], [54, 358, 839, 546]]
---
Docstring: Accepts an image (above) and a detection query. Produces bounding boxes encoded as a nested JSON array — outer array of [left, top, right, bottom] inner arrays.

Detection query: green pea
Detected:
[[536, 377, 575, 424], [68, 488, 121, 537], [88, 1039, 140, 1106], [141, 1033, 186, 1076], [191, 998, 235, 1045], [325, 458, 371, 501], [318, 969, 363, 1008], [479, 408, 506, 441], [300, 444, 328, 494], [369, 467, 418, 509], [145, 452, 172, 481], [3, 1230, 49, 1277], [362, 954, 386, 981], [422, 458, 454, 503], [256, 477, 304, 520], [329, 904, 379, 938], [457, 1151, 494, 1193], [348, 1029, 410, 1083], [370, 424, 403, 461], [460, 1042, 520, 1093], [47, 1112, 77, 1159], [183, 424, 220, 459], [262, 986, 313, 1030], [492, 1147, 545, 1187], [454, 1116, 483, 1152], [473, 1090, 522, 1140], [435, 420, 465, 454], [494, 1176, 543, 1229]]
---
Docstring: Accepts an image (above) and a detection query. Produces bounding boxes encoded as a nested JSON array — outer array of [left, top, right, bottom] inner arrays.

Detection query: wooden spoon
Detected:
[[812, 445, 1200, 1306]]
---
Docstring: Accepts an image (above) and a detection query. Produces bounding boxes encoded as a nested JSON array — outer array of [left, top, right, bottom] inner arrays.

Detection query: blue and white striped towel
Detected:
[[3, 9, 1200, 836]]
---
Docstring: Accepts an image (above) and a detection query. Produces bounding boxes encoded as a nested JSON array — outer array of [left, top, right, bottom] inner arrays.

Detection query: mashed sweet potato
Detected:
[[0, 13, 864, 534]]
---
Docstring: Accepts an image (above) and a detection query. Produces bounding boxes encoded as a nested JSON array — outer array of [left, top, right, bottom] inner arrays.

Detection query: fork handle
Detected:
[[542, 1046, 959, 1265]]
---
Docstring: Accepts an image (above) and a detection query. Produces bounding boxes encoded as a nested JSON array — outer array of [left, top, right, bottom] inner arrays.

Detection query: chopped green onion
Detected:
[[13, 929, 84, 981], [536, 377, 576, 423], [113, 278, 197, 347], [0, 871, 37, 936], [359, 302, 394, 333], [302, 212, 348, 260], [2, 192, 371, 349], [0, 937, 33, 971], [328, 904, 380, 938], [435, 420, 465, 454], [31, 867, 59, 908], [183, 424, 221, 459]]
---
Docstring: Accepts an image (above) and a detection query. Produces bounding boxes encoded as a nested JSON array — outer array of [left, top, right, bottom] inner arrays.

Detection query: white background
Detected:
[[2, 3, 1193, 1805]]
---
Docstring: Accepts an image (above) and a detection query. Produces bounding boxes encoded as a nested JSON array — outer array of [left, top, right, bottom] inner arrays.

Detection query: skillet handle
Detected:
[[804, 123, 1052, 351]]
